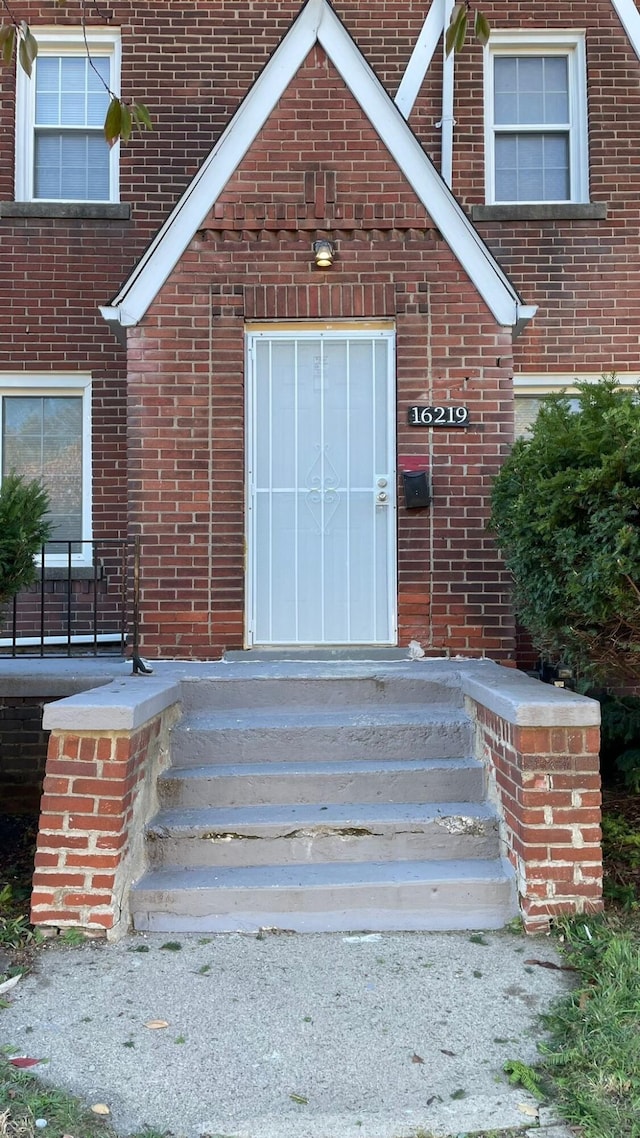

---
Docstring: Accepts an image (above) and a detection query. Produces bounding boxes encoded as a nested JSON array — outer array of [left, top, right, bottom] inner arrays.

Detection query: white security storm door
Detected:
[[247, 330, 397, 645]]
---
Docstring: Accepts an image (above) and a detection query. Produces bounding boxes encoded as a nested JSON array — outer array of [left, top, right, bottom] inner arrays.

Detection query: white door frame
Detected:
[[245, 324, 397, 646]]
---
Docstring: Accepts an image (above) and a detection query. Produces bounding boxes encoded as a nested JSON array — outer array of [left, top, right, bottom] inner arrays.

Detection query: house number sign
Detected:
[[408, 405, 470, 427]]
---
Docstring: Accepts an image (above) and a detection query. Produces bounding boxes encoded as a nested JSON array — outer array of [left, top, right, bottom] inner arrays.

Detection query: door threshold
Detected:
[[226, 647, 407, 662]]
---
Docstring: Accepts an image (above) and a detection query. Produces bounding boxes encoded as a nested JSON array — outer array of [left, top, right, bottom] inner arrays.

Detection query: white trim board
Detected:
[[101, 0, 533, 332], [395, 0, 445, 118]]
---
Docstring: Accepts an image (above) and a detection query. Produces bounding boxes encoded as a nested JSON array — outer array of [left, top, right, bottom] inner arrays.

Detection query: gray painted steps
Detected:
[[181, 673, 464, 711], [158, 757, 485, 808], [130, 668, 517, 933], [170, 705, 472, 766], [130, 858, 517, 933], [224, 648, 413, 661], [146, 801, 500, 868]]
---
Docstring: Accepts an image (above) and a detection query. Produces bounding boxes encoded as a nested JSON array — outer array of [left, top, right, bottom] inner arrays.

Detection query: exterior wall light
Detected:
[[313, 239, 335, 268]]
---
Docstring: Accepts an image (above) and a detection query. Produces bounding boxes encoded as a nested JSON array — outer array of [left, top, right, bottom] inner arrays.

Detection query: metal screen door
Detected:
[[246, 330, 397, 646]]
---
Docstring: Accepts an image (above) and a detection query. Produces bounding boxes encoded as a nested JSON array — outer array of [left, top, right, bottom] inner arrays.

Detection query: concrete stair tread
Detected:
[[162, 757, 482, 779], [149, 801, 497, 833], [133, 857, 514, 892], [174, 705, 469, 730]]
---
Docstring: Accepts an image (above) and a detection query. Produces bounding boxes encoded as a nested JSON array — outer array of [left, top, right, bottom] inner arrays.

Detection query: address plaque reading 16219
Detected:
[[408, 405, 470, 427]]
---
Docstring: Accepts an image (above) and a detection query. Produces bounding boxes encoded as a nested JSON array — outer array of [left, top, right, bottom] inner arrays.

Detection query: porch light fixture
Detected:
[[313, 239, 335, 268]]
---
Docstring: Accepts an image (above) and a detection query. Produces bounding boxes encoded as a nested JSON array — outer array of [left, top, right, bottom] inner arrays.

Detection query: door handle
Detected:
[[376, 492, 388, 503]]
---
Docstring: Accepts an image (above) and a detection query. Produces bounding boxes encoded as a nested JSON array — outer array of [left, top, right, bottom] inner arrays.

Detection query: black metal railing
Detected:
[[0, 537, 148, 669]]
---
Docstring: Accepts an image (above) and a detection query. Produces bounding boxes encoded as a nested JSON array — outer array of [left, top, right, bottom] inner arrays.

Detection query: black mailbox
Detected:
[[402, 469, 431, 509]]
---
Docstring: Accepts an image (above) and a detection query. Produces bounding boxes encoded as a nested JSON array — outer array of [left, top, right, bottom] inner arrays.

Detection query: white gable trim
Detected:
[[395, 0, 444, 118], [101, 0, 531, 331], [611, 0, 640, 59]]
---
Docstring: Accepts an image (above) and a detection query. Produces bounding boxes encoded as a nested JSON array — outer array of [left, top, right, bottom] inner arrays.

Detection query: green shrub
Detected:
[[490, 377, 640, 684], [0, 473, 52, 606], [598, 693, 640, 788]]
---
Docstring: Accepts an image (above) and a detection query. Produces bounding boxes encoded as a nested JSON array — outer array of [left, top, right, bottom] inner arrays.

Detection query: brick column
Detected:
[[462, 662, 603, 932], [31, 678, 181, 938]]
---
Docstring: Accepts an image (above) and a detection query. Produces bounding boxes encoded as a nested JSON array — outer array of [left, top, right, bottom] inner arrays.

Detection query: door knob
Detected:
[[377, 491, 388, 503]]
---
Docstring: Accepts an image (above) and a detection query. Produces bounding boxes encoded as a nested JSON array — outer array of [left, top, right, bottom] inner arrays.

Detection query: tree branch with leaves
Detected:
[[0, 0, 151, 144], [445, 1, 491, 55]]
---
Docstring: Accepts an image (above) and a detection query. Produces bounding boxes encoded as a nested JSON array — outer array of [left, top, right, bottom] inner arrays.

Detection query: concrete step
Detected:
[[145, 802, 500, 869], [170, 706, 473, 766], [223, 648, 413, 661], [181, 671, 464, 712], [140, 665, 514, 934], [158, 757, 485, 808], [130, 858, 518, 933]]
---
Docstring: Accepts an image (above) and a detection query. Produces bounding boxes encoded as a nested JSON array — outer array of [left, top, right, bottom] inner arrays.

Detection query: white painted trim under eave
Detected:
[[101, 0, 533, 332], [318, 3, 524, 325], [395, 0, 444, 118], [102, 3, 318, 330], [611, 0, 640, 60]]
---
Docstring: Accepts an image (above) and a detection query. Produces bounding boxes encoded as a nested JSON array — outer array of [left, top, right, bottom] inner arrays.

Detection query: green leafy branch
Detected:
[[445, 1, 491, 56], [0, 0, 152, 145]]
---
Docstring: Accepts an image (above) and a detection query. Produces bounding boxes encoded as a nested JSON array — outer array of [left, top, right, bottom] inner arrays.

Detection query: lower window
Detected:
[[0, 375, 92, 564], [514, 374, 639, 437]]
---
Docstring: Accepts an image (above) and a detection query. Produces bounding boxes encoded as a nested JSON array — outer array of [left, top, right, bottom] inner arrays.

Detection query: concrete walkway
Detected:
[[0, 928, 575, 1138]]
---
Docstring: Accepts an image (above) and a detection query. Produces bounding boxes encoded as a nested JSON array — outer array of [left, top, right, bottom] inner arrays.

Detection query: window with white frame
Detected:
[[0, 376, 92, 563], [484, 32, 588, 204], [15, 29, 120, 202], [514, 375, 640, 437]]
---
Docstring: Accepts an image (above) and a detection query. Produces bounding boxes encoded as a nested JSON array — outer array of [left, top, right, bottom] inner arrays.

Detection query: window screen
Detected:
[[493, 54, 571, 203], [2, 396, 83, 542], [33, 55, 110, 200]]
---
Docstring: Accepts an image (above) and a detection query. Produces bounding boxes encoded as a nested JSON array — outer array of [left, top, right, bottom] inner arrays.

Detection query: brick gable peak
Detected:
[[101, 0, 535, 333]]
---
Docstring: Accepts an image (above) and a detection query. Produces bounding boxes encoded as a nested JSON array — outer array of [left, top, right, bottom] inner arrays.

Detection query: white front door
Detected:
[[247, 329, 396, 646]]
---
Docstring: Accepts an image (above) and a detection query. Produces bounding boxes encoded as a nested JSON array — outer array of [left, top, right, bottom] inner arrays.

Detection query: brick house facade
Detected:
[[1, 0, 639, 662]]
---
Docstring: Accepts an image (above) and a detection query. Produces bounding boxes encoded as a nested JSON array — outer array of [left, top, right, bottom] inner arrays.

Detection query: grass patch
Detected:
[[0, 1056, 170, 1138], [0, 887, 42, 981], [537, 913, 640, 1138], [602, 806, 640, 910], [0, 817, 41, 976], [0, 896, 38, 955]]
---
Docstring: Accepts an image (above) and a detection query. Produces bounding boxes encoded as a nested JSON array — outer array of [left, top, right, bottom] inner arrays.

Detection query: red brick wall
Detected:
[[2, 2, 639, 659], [0, 696, 50, 813], [414, 0, 640, 376], [126, 46, 515, 658], [3, 2, 636, 389], [474, 704, 603, 931]]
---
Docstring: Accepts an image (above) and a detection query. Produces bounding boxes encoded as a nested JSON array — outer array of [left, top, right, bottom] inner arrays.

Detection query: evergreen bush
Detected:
[[489, 377, 640, 685], [0, 473, 52, 607]]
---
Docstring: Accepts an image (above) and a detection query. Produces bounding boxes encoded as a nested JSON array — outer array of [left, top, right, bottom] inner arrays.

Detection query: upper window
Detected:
[[0, 375, 92, 564], [484, 32, 588, 205], [15, 29, 120, 203]]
